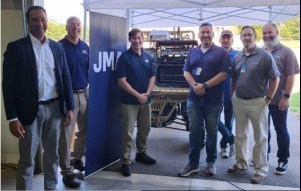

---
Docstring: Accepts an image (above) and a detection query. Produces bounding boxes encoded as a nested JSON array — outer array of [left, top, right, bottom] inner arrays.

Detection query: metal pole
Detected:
[[126, 9, 132, 29], [22, 0, 28, 37], [126, 9, 131, 48], [269, 6, 272, 22], [83, 0, 88, 42]]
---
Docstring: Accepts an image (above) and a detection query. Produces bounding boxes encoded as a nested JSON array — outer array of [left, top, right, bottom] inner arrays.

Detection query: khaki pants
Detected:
[[120, 103, 151, 164], [59, 90, 88, 175], [232, 94, 269, 177]]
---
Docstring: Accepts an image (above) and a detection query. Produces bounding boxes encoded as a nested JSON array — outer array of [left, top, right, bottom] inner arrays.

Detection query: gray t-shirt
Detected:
[[268, 43, 300, 105], [233, 46, 280, 98]]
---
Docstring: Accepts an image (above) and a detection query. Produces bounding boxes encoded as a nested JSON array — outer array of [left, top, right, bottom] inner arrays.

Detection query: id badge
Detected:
[[196, 67, 202, 75]]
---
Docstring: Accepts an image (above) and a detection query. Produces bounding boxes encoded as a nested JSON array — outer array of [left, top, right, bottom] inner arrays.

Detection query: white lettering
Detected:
[[93, 51, 123, 73], [103, 52, 114, 72], [93, 52, 102, 73]]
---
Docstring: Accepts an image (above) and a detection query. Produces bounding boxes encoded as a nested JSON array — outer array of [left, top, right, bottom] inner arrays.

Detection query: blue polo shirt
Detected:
[[116, 48, 155, 105], [183, 44, 230, 104], [224, 48, 239, 102], [59, 37, 89, 90]]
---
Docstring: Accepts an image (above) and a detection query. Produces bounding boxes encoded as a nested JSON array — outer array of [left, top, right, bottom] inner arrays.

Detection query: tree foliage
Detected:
[[45, 20, 89, 42], [279, 17, 300, 40], [237, 17, 300, 41], [46, 20, 66, 41]]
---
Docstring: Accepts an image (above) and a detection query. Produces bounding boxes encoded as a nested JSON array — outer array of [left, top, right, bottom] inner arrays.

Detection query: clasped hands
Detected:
[[193, 83, 206, 96], [137, 93, 149, 104]]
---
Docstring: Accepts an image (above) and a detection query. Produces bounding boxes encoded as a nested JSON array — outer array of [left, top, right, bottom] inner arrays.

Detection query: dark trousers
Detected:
[[268, 105, 290, 163]]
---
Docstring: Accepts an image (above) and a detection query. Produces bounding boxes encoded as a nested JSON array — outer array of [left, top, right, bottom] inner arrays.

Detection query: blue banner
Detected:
[[86, 12, 127, 177]]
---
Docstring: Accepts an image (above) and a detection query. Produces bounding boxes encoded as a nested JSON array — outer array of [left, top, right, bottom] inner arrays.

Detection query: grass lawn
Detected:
[[281, 40, 300, 48], [290, 91, 300, 114]]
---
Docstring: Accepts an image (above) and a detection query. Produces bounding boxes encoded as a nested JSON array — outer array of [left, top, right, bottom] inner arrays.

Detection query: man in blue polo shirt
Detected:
[[218, 30, 239, 158], [58, 16, 89, 188], [179, 22, 230, 177], [116, 28, 156, 177]]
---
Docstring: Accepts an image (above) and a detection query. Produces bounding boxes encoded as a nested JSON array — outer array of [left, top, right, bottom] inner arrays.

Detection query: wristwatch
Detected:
[[203, 83, 208, 89], [283, 93, 290, 98], [266, 96, 272, 101]]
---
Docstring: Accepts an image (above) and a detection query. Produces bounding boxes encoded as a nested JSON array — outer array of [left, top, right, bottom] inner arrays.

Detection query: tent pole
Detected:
[[126, 9, 132, 29], [126, 9, 131, 48], [83, 0, 87, 42], [269, 6, 272, 22]]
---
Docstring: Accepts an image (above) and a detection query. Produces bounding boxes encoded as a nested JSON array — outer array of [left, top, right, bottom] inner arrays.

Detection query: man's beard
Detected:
[[264, 37, 279, 49]]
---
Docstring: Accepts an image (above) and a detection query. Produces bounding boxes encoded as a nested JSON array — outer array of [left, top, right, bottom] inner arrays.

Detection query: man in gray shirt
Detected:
[[262, 23, 300, 175], [228, 26, 280, 184]]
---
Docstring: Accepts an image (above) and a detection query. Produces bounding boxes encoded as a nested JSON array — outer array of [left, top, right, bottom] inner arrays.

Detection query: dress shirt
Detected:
[[30, 34, 58, 102]]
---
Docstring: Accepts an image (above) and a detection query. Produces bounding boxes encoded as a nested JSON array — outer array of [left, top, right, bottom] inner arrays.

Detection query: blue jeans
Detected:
[[218, 101, 234, 148], [187, 100, 221, 168], [268, 105, 290, 163]]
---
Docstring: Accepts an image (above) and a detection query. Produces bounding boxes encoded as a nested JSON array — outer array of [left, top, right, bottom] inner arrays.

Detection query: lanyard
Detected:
[[199, 52, 208, 68], [271, 49, 277, 56]]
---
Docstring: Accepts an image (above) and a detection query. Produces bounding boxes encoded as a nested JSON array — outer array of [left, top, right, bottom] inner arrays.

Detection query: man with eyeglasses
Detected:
[[228, 26, 280, 184], [58, 16, 89, 188]]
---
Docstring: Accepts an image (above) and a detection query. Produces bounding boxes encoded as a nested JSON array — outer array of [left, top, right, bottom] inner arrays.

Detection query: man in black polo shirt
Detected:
[[116, 28, 156, 177], [58, 16, 89, 188]]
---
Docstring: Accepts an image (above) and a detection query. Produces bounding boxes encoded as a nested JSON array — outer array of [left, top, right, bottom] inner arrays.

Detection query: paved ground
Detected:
[[1, 112, 299, 190], [105, 111, 300, 188]]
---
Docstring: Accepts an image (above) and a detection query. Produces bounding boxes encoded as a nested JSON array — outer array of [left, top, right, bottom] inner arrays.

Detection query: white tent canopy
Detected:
[[83, 0, 300, 27]]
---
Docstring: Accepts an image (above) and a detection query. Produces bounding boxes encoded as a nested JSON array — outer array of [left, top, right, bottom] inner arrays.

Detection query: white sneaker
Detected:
[[249, 160, 253, 166], [221, 147, 229, 158], [229, 144, 236, 157]]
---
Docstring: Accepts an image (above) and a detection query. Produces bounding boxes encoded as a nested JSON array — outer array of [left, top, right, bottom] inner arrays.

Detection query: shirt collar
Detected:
[[199, 43, 217, 50], [29, 33, 49, 46], [241, 45, 260, 57], [129, 47, 144, 55]]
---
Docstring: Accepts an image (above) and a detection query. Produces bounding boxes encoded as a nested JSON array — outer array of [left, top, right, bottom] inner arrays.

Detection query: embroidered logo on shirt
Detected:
[[82, 50, 88, 55], [145, 59, 149, 63]]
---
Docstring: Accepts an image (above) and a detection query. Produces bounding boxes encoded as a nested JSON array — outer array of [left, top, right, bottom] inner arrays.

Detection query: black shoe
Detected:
[[121, 164, 131, 177], [135, 152, 156, 165], [62, 174, 81, 188], [71, 159, 85, 171]]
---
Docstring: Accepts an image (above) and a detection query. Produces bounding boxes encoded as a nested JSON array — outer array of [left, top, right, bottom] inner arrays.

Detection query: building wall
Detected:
[[1, 0, 43, 164]]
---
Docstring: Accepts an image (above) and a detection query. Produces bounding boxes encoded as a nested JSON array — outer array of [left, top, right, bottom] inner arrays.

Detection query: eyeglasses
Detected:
[[242, 33, 254, 38]]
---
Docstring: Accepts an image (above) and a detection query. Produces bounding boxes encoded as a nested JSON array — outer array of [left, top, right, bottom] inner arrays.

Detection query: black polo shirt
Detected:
[[116, 48, 155, 105]]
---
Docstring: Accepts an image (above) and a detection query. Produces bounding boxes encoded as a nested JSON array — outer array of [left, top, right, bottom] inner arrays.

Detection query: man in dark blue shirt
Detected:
[[58, 16, 89, 188], [116, 28, 156, 177], [179, 22, 230, 177], [218, 30, 239, 159]]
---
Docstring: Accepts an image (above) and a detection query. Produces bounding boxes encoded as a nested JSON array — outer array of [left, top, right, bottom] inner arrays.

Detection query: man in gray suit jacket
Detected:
[[2, 6, 74, 190]]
